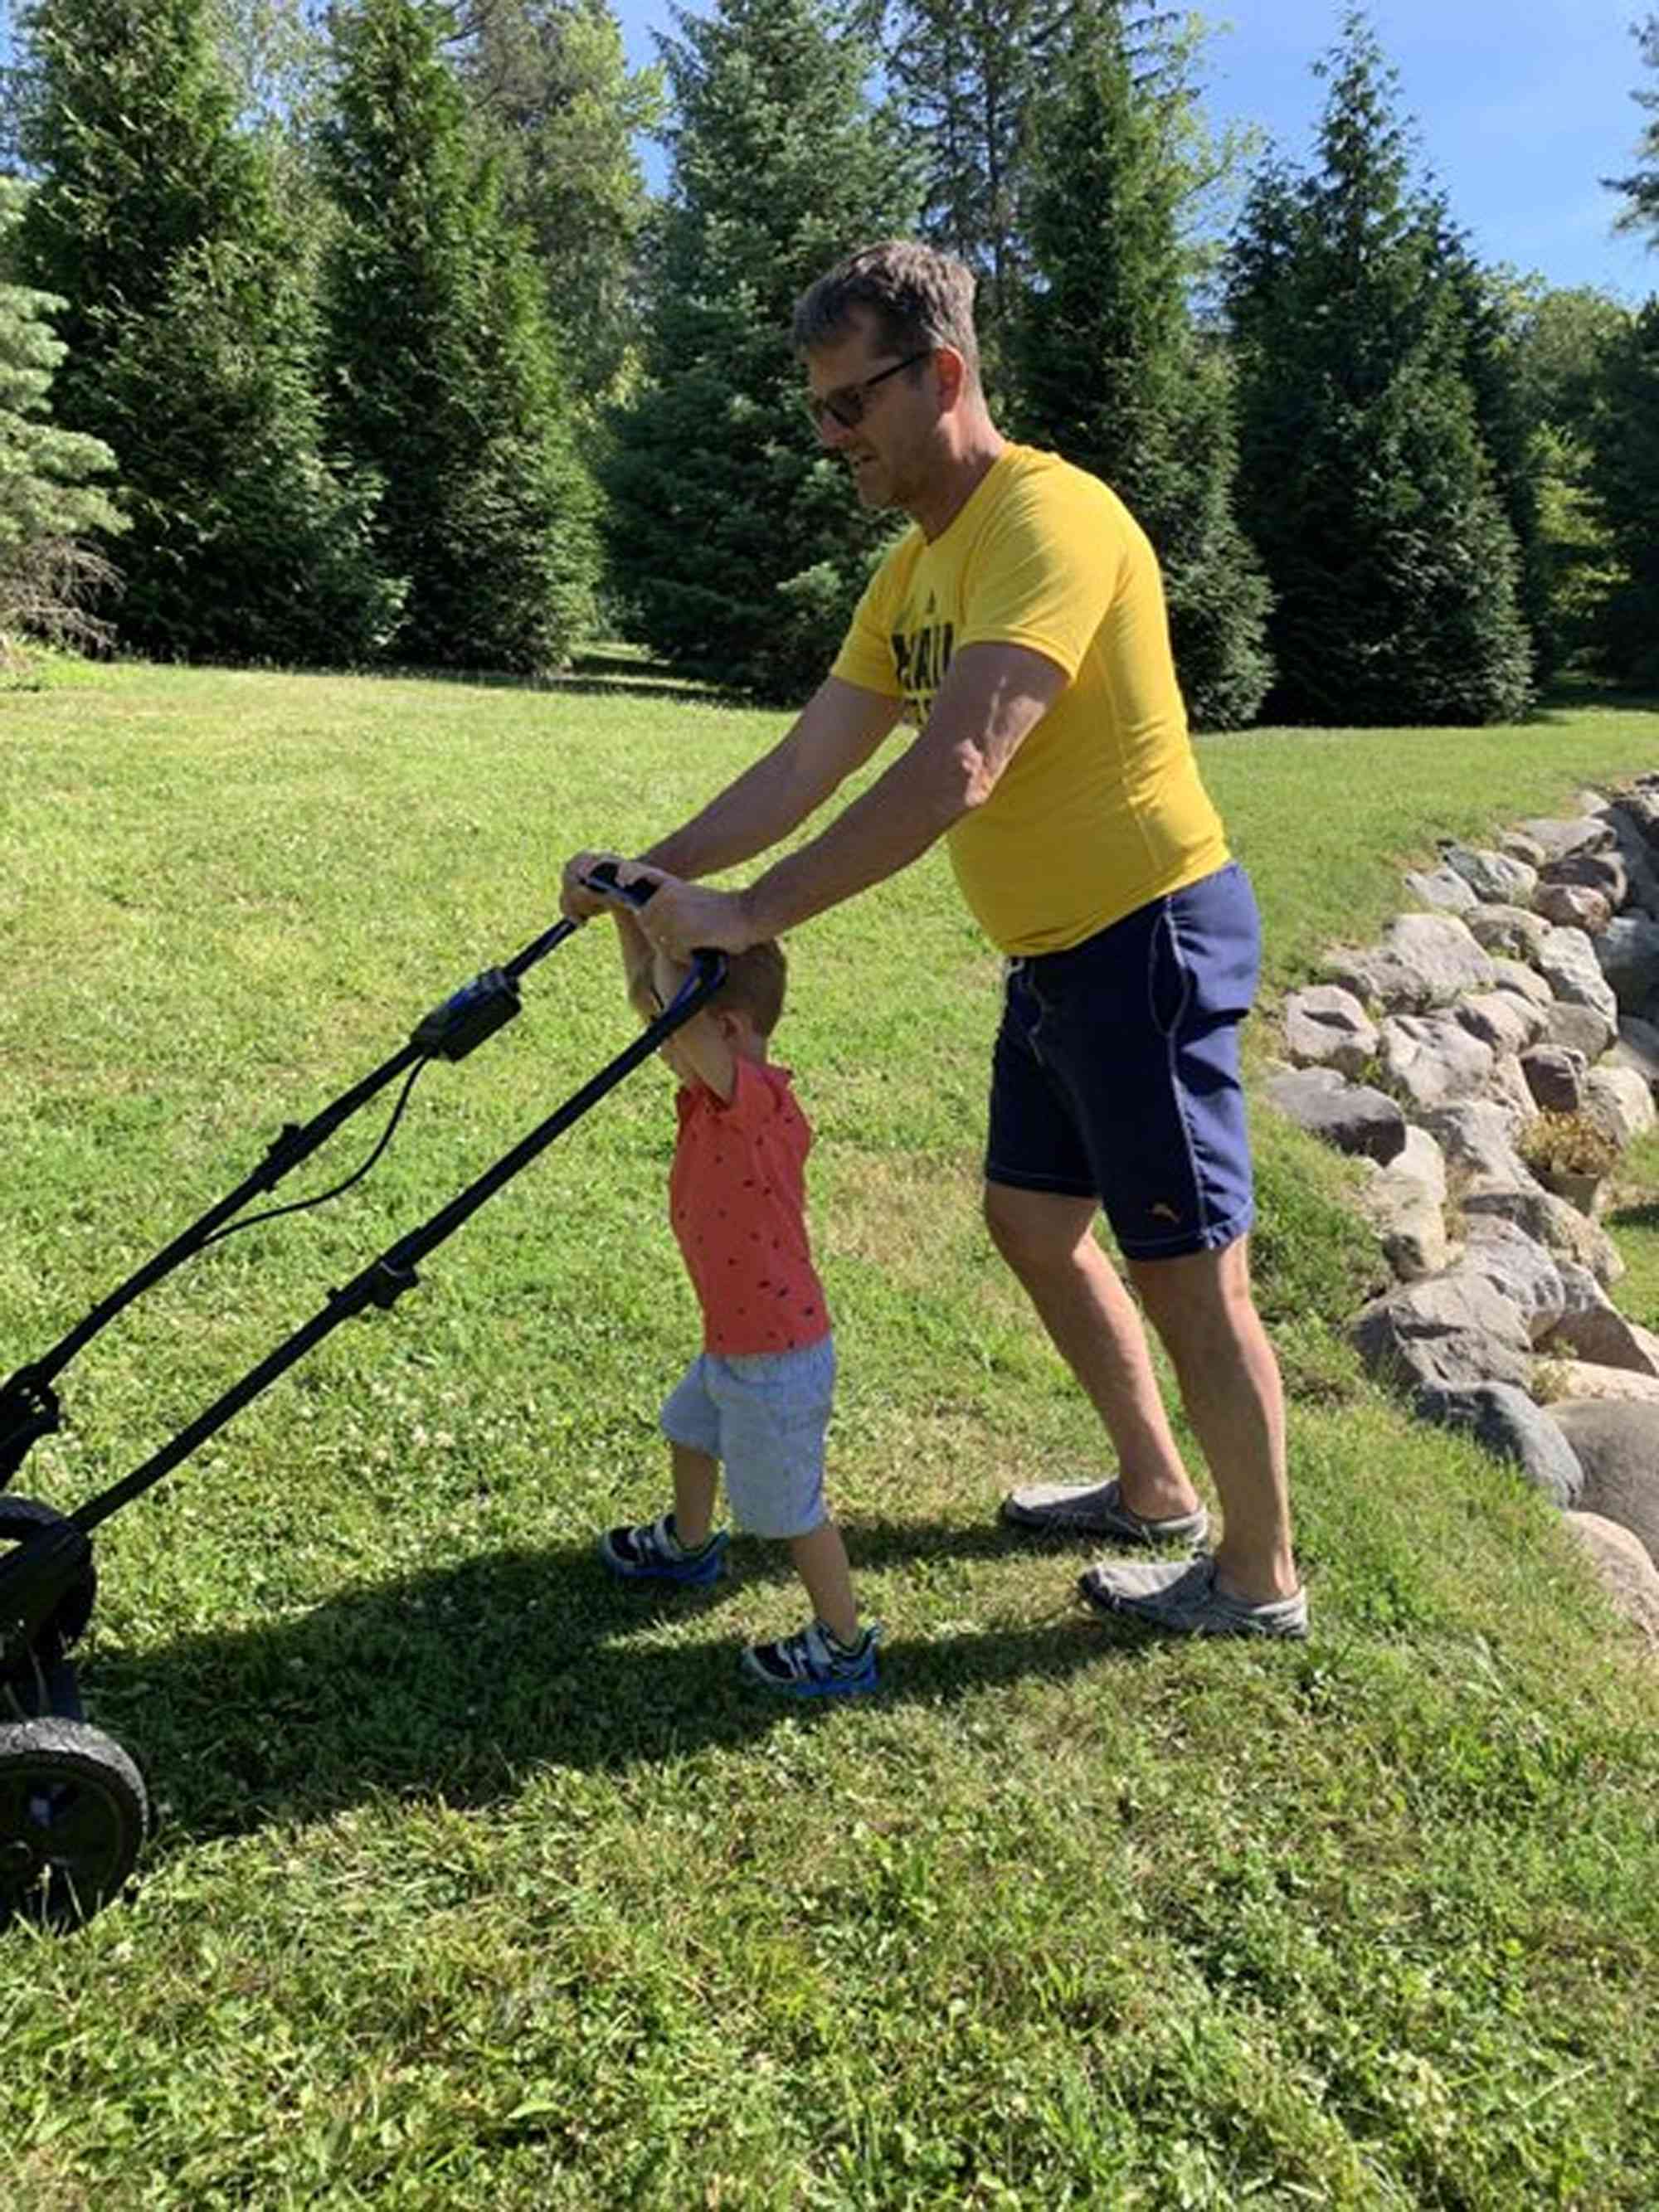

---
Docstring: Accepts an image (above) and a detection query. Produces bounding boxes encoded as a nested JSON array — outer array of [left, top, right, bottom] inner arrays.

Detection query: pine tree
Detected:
[[9, 0, 399, 664], [1605, 12, 1659, 241], [852, 0, 1066, 401], [0, 175, 127, 659], [603, 0, 921, 702], [451, 0, 663, 416], [1226, 14, 1533, 726], [319, 0, 598, 673], [1014, 8, 1272, 729], [1587, 301, 1659, 688]]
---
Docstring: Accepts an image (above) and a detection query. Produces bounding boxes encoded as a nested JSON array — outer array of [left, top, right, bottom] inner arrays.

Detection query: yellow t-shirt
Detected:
[[830, 444, 1229, 955]]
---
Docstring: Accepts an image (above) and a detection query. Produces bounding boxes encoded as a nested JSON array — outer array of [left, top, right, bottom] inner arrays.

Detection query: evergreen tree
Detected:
[[9, 0, 398, 664], [0, 175, 127, 657], [603, 0, 921, 702], [853, 0, 1067, 399], [1586, 300, 1659, 688], [1014, 7, 1272, 729], [450, 0, 663, 415], [320, 0, 598, 673], [1438, 241, 1554, 678], [1605, 12, 1659, 241], [1226, 14, 1533, 726]]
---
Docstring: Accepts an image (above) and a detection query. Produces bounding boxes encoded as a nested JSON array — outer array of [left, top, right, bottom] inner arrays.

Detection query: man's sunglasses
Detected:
[[805, 348, 932, 432]]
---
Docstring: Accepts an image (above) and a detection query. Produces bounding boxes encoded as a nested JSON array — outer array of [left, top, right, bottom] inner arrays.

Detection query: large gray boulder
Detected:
[[1262, 1066, 1407, 1164], [1541, 1360, 1659, 1407], [1456, 990, 1545, 1056], [1538, 1263, 1659, 1375], [1282, 984, 1379, 1077], [1403, 863, 1477, 914], [1596, 913, 1659, 1014], [1458, 1218, 1566, 1344], [1541, 998, 1618, 1063], [1323, 913, 1496, 1015], [1520, 1044, 1586, 1115], [1415, 1382, 1583, 1507], [1490, 956, 1553, 1009], [1460, 1184, 1626, 1291], [1608, 1014, 1659, 1098], [1378, 1013, 1494, 1111], [1350, 1273, 1534, 1394], [1584, 1063, 1657, 1148], [1465, 904, 1549, 963], [1562, 1513, 1659, 1650], [1537, 926, 1619, 1024], [1418, 1099, 1537, 1187], [1539, 848, 1628, 908], [1443, 843, 1539, 907], [1354, 1126, 1449, 1281], [1551, 1400, 1659, 1565], [1515, 814, 1617, 863]]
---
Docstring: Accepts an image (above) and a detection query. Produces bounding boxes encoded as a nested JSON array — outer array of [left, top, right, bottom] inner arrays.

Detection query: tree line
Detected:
[[2, 0, 1657, 726]]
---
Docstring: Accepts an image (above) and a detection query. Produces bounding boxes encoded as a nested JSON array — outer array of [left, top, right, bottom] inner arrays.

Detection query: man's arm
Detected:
[[640, 643, 1068, 958], [560, 678, 899, 923], [642, 676, 901, 878]]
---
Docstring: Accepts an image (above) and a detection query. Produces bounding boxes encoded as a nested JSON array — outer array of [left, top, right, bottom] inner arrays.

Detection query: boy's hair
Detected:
[[792, 241, 981, 388], [704, 938, 788, 1038]]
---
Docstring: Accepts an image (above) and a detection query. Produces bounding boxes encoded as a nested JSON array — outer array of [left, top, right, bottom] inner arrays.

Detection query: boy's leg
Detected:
[[670, 1441, 720, 1549], [788, 1520, 859, 1645]]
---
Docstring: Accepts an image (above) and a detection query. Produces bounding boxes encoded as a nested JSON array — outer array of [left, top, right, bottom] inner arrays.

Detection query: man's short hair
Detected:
[[709, 939, 788, 1038], [792, 241, 980, 386]]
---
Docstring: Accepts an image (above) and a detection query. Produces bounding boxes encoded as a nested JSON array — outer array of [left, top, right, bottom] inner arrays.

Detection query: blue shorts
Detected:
[[659, 1335, 835, 1539], [985, 862, 1261, 1262]]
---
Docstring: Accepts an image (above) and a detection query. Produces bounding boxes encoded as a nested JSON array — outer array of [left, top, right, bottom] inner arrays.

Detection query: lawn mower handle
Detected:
[[0, 902, 713, 1492]]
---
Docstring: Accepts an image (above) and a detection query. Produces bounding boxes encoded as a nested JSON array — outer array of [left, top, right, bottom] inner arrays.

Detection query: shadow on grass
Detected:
[[80, 1519, 1153, 1849]]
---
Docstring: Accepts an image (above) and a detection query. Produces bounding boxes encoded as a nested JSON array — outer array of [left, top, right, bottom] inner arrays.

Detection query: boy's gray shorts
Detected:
[[659, 1334, 835, 1539]]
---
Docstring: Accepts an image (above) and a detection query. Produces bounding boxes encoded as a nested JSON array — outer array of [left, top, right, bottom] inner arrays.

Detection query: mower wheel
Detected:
[[0, 1718, 149, 1930], [0, 1495, 97, 1650]]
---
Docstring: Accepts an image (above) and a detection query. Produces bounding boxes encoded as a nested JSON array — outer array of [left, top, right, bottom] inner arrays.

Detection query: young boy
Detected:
[[579, 857, 879, 1698]]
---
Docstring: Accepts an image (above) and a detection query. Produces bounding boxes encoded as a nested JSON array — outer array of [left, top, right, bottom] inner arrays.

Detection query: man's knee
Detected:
[[1129, 1238, 1256, 1351], [983, 1181, 1097, 1279]]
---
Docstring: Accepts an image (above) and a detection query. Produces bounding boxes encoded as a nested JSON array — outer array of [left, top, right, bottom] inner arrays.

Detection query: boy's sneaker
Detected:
[[740, 1619, 882, 1698], [598, 1512, 728, 1588]]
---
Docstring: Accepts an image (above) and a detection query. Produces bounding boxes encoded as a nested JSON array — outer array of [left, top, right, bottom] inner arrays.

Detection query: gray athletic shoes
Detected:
[[1000, 1475, 1209, 1547], [1077, 1553, 1308, 1639]]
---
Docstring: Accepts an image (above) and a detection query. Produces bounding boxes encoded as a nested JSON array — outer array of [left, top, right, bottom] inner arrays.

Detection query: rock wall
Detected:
[[1267, 775, 1659, 1649]]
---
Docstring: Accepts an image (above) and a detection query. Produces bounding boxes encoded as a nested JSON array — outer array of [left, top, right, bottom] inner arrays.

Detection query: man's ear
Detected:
[[934, 343, 969, 410]]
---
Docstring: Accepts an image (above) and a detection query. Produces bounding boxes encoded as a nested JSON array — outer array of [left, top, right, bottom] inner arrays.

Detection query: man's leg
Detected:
[[983, 1180, 1203, 1524], [1126, 1234, 1297, 1604]]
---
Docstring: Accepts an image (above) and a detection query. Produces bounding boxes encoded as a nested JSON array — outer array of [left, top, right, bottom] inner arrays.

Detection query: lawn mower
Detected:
[[0, 867, 720, 1930]]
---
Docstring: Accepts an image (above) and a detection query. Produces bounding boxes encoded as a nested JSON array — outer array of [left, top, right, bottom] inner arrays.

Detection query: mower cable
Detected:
[[197, 1057, 431, 1250]]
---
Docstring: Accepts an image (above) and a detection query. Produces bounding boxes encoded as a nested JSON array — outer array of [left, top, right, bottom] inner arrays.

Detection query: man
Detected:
[[562, 240, 1305, 1637]]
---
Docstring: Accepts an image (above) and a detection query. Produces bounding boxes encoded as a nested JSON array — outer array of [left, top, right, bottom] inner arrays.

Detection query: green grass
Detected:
[[1, 664, 1657, 2209]]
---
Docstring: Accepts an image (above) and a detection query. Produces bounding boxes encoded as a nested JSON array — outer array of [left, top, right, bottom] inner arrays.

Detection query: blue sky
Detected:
[[0, 0, 1650, 297], [617, 0, 1659, 301]]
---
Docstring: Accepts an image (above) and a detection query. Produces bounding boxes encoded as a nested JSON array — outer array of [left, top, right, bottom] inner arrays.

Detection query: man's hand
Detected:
[[559, 848, 627, 923], [616, 865, 761, 963]]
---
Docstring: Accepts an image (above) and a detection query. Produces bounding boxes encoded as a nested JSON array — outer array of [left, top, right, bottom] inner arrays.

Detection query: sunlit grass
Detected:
[[0, 662, 1655, 2208]]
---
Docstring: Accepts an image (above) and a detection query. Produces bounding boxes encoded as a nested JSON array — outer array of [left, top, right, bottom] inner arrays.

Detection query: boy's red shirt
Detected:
[[669, 1057, 830, 1355]]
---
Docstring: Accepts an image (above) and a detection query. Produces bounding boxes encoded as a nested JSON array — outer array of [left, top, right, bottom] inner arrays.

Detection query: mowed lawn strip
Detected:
[[0, 663, 1655, 2210]]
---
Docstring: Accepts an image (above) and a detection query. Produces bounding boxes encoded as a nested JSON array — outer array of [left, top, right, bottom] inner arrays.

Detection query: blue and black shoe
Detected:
[[598, 1512, 728, 1588], [739, 1618, 882, 1697]]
